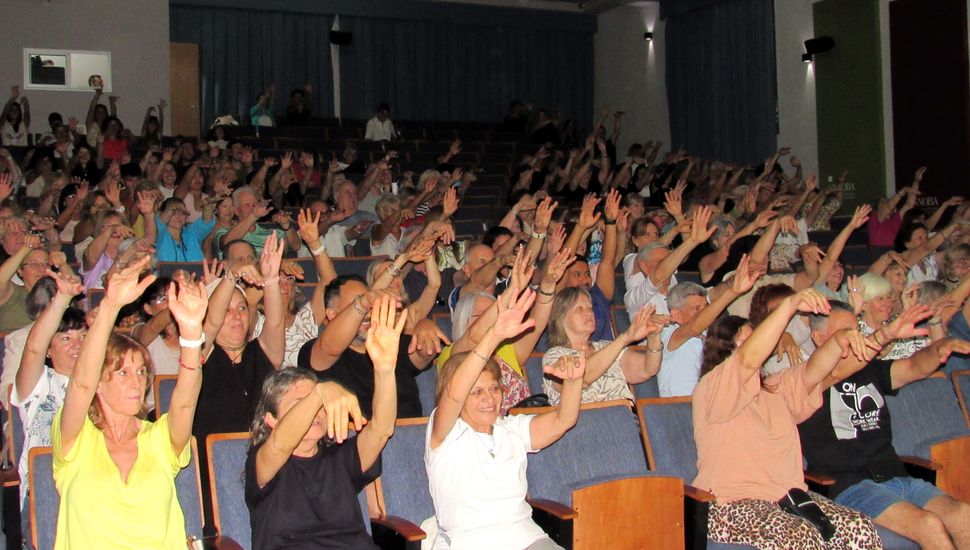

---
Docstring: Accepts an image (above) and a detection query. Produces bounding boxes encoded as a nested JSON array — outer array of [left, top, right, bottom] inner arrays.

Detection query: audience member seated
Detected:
[[364, 103, 397, 141], [694, 289, 881, 547], [0, 234, 55, 332], [247, 295, 403, 549], [427, 285, 581, 549], [801, 301, 970, 548], [51, 256, 206, 548]]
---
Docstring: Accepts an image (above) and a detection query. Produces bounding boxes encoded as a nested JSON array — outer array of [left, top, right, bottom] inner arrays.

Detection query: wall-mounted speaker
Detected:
[[804, 36, 836, 55], [330, 31, 353, 46]]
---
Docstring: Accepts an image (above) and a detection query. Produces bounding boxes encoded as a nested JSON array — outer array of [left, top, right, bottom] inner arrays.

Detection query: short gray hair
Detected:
[[666, 282, 707, 312], [636, 242, 668, 264], [809, 300, 854, 332], [375, 193, 401, 219], [232, 185, 256, 207]]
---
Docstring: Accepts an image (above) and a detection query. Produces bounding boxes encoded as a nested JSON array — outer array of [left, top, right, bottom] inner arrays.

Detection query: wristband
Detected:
[[529, 229, 547, 239], [472, 349, 490, 362], [178, 334, 206, 349], [928, 318, 942, 326], [538, 287, 555, 297], [179, 357, 200, 371], [352, 295, 368, 315], [646, 347, 663, 354], [604, 219, 617, 225], [310, 244, 326, 257], [263, 276, 280, 286], [387, 264, 403, 278]]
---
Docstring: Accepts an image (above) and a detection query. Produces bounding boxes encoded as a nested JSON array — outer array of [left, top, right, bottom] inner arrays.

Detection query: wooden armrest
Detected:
[[371, 516, 427, 542], [528, 498, 578, 520], [684, 485, 715, 503], [804, 470, 836, 486], [900, 455, 942, 471], [206, 536, 245, 550]]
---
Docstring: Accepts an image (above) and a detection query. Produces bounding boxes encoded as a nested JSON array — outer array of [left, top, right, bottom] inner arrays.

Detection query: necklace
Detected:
[[474, 429, 496, 459]]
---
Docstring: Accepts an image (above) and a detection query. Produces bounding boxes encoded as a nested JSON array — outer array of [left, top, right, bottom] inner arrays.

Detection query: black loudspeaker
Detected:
[[804, 36, 835, 55], [330, 31, 353, 46]]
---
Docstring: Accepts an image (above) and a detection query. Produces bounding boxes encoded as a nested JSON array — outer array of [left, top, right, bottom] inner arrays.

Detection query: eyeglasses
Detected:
[[22, 261, 52, 270], [150, 294, 168, 305]]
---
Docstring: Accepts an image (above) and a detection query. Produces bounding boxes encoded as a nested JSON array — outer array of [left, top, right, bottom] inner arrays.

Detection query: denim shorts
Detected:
[[835, 477, 944, 518]]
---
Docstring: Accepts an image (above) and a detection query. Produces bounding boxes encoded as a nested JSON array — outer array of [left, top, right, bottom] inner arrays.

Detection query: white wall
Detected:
[[0, 0, 170, 135], [774, 0, 820, 178], [594, 2, 670, 156]]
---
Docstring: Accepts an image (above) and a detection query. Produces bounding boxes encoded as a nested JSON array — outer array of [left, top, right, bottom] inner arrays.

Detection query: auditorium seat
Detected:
[[332, 257, 380, 278], [431, 313, 452, 340], [611, 305, 630, 336], [515, 400, 684, 549], [154, 375, 178, 416], [157, 261, 205, 280], [288, 257, 319, 284], [525, 353, 545, 395], [370, 419, 433, 546], [415, 367, 438, 417], [636, 397, 918, 550], [885, 373, 970, 501]]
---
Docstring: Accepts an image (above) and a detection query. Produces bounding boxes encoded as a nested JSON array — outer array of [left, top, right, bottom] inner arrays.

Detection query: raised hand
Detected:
[[603, 189, 621, 222], [104, 255, 156, 309], [259, 232, 285, 280], [297, 208, 321, 246], [754, 209, 777, 229], [280, 260, 305, 281], [547, 224, 567, 257], [934, 339, 970, 364], [280, 152, 294, 170], [913, 166, 927, 185], [544, 349, 587, 382], [253, 200, 273, 219], [624, 305, 663, 343], [315, 382, 364, 444], [407, 318, 452, 357], [0, 174, 13, 202], [201, 258, 224, 286], [578, 193, 602, 229], [833, 328, 879, 362], [800, 244, 825, 265], [136, 191, 156, 215], [687, 206, 716, 245], [493, 287, 538, 341], [846, 275, 865, 314], [883, 304, 933, 340], [167, 279, 208, 335], [508, 247, 535, 294], [365, 295, 408, 373], [533, 196, 558, 234], [775, 332, 803, 364], [789, 288, 830, 315], [664, 188, 684, 219], [543, 248, 576, 286], [442, 187, 459, 218], [850, 204, 871, 229], [47, 269, 84, 297], [730, 254, 760, 294]]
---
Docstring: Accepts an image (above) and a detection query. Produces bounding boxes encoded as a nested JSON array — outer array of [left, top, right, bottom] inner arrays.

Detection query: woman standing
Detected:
[[52, 255, 208, 548], [1, 86, 30, 146], [427, 286, 584, 550]]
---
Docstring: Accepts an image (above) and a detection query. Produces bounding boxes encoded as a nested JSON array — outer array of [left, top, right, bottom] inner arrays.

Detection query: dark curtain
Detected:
[[170, 5, 335, 128], [663, 0, 777, 163], [338, 16, 593, 128]]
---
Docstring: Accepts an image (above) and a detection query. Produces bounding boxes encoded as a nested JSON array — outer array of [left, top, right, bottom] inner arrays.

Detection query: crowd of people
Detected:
[[0, 82, 969, 550]]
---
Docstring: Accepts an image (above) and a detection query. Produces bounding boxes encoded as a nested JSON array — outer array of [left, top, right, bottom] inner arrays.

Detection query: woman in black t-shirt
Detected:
[[246, 295, 405, 549], [194, 232, 287, 533]]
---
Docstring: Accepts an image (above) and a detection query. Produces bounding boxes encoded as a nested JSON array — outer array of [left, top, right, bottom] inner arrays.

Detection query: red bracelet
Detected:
[[179, 358, 200, 371]]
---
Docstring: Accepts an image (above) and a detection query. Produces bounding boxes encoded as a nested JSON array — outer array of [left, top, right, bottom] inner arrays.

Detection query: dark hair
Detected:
[[26, 277, 59, 319], [482, 226, 514, 248], [700, 315, 749, 378], [324, 274, 366, 310], [48, 112, 63, 125], [120, 163, 142, 179], [100, 115, 122, 133], [894, 223, 927, 252], [137, 276, 172, 313], [290, 89, 305, 99], [748, 284, 795, 326], [221, 239, 255, 257], [251, 367, 321, 447], [56, 307, 87, 334], [376, 103, 390, 113]]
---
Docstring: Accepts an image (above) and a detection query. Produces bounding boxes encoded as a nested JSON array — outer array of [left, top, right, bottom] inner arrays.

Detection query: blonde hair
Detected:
[[547, 287, 590, 348], [435, 352, 502, 407], [90, 333, 153, 429]]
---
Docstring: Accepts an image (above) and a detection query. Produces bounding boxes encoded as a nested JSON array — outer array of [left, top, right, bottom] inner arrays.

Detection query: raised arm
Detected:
[[164, 279, 208, 454], [297, 209, 337, 323], [564, 194, 601, 255], [219, 202, 271, 247], [256, 233, 286, 368], [85, 89, 102, 127], [0, 236, 37, 305], [309, 289, 394, 371], [734, 288, 830, 382], [669, 255, 758, 351], [59, 256, 156, 456], [650, 206, 716, 286], [358, 295, 406, 469], [808, 205, 870, 288], [514, 249, 574, 365], [529, 351, 585, 450], [595, 190, 620, 299], [16, 270, 84, 402], [429, 288, 536, 449]]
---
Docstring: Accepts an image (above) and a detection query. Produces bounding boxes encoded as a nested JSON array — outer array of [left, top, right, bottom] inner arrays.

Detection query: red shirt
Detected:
[[867, 211, 901, 247], [102, 137, 129, 161]]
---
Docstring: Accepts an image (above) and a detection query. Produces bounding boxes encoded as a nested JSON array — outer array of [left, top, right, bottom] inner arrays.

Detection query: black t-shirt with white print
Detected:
[[797, 359, 909, 497]]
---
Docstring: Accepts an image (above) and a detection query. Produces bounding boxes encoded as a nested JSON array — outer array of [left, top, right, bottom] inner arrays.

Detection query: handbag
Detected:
[[777, 488, 836, 541]]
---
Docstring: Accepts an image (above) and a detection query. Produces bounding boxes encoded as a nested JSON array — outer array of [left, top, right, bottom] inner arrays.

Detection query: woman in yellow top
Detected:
[[52, 253, 208, 549], [438, 247, 574, 414]]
